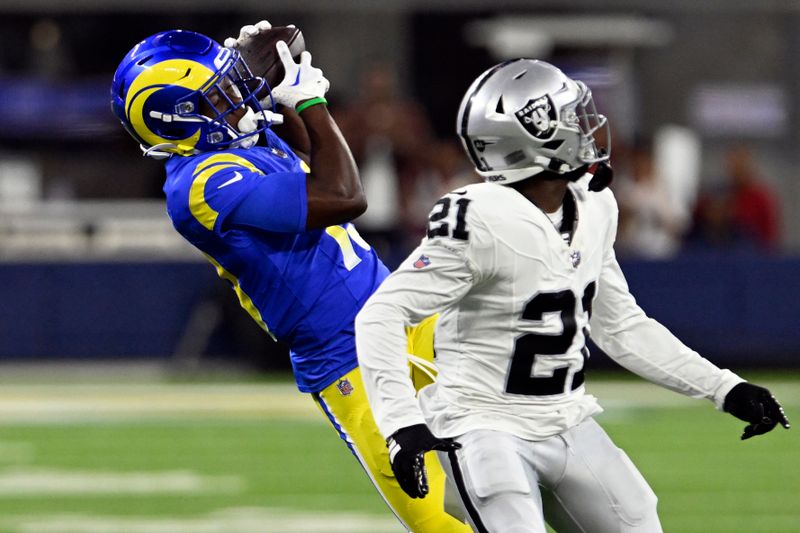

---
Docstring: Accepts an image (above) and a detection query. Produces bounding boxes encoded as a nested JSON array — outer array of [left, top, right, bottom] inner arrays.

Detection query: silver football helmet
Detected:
[[457, 59, 610, 185]]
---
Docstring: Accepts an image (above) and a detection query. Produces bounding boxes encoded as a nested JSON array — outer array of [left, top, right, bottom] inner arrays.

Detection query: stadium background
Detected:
[[0, 1, 798, 532]]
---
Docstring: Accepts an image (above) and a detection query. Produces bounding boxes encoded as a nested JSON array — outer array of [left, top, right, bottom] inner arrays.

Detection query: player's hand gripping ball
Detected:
[[224, 20, 306, 89]]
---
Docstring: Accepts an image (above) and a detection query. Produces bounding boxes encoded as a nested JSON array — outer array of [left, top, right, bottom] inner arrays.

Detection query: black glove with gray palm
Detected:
[[387, 424, 461, 498], [723, 382, 790, 440]]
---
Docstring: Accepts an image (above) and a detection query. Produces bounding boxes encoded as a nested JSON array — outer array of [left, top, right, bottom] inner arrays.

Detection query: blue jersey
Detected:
[[163, 130, 389, 392]]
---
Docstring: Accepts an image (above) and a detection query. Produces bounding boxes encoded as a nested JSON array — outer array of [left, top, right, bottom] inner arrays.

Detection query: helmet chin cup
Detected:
[[588, 161, 614, 192], [232, 107, 260, 149], [237, 107, 260, 134]]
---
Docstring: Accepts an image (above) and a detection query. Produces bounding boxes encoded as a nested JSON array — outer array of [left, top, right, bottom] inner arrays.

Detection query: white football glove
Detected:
[[270, 41, 330, 109], [223, 20, 274, 49]]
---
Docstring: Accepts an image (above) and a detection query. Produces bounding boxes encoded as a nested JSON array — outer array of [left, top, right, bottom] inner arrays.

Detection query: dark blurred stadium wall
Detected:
[[1, 1, 799, 370]]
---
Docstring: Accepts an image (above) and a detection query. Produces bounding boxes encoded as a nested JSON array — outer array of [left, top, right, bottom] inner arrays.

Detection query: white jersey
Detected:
[[355, 180, 743, 441]]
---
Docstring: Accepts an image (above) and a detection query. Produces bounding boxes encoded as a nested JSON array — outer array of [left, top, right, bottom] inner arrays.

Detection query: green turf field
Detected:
[[0, 372, 796, 532]]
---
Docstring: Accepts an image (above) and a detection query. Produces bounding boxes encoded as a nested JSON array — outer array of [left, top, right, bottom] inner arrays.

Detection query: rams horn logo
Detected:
[[515, 95, 557, 140]]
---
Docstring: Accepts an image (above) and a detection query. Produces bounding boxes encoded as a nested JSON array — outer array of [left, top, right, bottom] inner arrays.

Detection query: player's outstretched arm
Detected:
[[271, 41, 366, 229], [591, 245, 791, 441], [388, 424, 461, 499], [723, 382, 791, 440]]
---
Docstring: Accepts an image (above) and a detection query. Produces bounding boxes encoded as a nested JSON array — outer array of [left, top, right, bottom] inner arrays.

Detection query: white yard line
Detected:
[[1, 508, 403, 533], [0, 380, 796, 424], [0, 383, 319, 423], [0, 468, 243, 495]]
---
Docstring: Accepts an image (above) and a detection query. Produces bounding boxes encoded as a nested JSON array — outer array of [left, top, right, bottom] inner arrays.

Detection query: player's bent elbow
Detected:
[[354, 303, 373, 331], [354, 302, 383, 337], [306, 193, 368, 229], [331, 189, 367, 220], [345, 191, 368, 219]]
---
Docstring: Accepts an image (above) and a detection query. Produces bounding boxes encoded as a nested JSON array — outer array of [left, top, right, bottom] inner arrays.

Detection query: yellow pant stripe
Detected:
[[314, 367, 471, 533]]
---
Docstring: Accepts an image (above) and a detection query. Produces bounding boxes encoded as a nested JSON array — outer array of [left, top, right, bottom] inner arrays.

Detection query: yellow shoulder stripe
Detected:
[[194, 153, 261, 175], [204, 254, 275, 340], [188, 154, 263, 231]]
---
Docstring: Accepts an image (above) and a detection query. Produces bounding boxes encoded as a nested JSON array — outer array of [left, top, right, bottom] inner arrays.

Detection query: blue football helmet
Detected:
[[111, 30, 274, 158]]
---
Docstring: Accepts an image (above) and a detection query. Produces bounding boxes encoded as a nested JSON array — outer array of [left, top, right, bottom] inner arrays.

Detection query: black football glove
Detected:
[[387, 424, 461, 498], [723, 382, 790, 440]]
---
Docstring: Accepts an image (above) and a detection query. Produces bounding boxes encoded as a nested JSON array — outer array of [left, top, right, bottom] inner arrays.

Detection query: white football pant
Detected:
[[437, 417, 663, 533]]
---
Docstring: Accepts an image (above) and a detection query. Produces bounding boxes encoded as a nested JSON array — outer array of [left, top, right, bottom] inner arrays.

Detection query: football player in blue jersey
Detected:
[[110, 25, 470, 533]]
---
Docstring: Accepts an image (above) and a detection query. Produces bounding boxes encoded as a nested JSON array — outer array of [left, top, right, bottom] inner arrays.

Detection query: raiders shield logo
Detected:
[[515, 96, 557, 140]]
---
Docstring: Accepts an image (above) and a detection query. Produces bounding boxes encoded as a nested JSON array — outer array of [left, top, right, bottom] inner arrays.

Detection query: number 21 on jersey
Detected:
[[427, 195, 471, 240], [506, 281, 597, 396]]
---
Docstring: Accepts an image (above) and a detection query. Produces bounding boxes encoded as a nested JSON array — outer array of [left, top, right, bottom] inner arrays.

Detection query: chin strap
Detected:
[[140, 143, 178, 160], [538, 158, 613, 192], [231, 108, 285, 150], [538, 162, 591, 183], [588, 161, 614, 191], [145, 106, 285, 156]]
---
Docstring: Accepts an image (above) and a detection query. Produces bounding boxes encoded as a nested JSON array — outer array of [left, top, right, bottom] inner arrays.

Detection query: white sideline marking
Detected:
[[0, 469, 243, 495], [1, 507, 402, 533], [0, 383, 319, 424], [588, 380, 800, 408], [0, 380, 796, 424]]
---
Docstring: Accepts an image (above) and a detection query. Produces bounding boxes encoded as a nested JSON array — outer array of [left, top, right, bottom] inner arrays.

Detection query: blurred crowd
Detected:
[[332, 62, 783, 268], [0, 17, 786, 269], [333, 62, 482, 267], [613, 140, 781, 261]]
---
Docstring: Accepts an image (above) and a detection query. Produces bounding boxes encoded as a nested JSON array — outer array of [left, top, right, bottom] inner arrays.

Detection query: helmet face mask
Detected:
[[457, 59, 610, 185], [111, 30, 272, 158]]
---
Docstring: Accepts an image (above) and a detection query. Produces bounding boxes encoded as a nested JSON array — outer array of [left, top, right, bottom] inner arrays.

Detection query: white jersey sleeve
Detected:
[[589, 193, 744, 410], [356, 189, 494, 439]]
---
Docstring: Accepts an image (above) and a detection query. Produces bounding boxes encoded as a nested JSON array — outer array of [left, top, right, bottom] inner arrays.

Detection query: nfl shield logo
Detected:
[[270, 147, 289, 158], [336, 379, 354, 396], [570, 250, 582, 268], [413, 255, 431, 269]]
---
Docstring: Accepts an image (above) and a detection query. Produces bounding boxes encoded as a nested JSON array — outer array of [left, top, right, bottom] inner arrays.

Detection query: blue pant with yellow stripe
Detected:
[[312, 316, 470, 533]]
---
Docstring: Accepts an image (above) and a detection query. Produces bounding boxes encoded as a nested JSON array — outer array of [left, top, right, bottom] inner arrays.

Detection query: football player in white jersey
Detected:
[[354, 59, 790, 533]]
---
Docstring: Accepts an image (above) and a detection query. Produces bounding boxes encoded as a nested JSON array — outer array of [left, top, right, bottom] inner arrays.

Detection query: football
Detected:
[[236, 25, 306, 89]]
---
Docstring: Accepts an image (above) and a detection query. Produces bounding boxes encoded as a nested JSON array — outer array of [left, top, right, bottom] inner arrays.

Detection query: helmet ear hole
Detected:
[[160, 125, 189, 139], [541, 140, 564, 151], [504, 150, 525, 166]]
